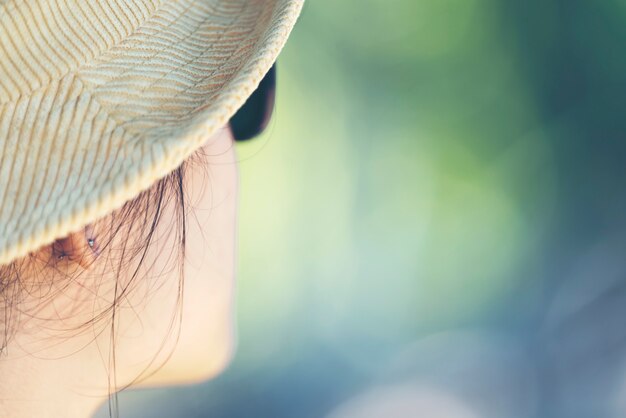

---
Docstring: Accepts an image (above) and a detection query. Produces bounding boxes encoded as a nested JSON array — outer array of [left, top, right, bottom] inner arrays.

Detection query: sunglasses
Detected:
[[229, 63, 277, 141]]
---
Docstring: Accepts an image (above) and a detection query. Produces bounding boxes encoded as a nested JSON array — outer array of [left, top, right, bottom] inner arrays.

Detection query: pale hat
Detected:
[[0, 0, 304, 266]]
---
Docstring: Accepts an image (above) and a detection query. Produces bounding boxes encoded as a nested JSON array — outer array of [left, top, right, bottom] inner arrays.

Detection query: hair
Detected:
[[0, 146, 209, 417]]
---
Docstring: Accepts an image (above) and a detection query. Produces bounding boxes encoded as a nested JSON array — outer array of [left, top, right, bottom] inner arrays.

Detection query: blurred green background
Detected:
[[97, 0, 626, 417]]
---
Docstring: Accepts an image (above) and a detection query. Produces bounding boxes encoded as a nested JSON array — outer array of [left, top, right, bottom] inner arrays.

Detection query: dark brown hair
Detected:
[[0, 148, 209, 417]]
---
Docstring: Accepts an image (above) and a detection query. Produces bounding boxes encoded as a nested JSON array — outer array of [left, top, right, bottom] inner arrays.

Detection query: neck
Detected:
[[0, 346, 107, 418]]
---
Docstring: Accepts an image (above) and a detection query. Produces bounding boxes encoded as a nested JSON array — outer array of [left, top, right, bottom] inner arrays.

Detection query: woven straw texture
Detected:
[[0, 0, 303, 266]]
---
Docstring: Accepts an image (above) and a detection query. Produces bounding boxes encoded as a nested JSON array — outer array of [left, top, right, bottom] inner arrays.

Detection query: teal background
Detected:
[[97, 1, 626, 417]]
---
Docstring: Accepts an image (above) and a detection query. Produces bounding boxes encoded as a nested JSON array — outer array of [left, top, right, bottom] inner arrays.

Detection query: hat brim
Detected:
[[0, 0, 303, 265]]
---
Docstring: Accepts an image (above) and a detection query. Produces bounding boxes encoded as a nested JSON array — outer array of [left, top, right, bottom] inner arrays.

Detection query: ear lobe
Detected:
[[52, 227, 98, 270]]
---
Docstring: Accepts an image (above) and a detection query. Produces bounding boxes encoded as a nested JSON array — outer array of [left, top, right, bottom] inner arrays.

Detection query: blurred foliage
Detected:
[[102, 1, 626, 417]]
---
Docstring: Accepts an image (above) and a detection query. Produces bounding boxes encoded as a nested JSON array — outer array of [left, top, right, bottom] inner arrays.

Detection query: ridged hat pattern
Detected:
[[0, 0, 304, 265]]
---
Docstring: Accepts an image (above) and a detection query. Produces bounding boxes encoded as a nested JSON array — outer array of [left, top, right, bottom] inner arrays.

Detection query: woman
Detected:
[[0, 1, 303, 416]]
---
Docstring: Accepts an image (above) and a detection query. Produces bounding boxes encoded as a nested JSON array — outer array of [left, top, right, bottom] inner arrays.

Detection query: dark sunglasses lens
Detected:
[[229, 64, 276, 141]]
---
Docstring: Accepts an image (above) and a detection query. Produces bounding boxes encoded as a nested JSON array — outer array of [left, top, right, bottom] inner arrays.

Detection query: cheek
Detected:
[[135, 126, 239, 386]]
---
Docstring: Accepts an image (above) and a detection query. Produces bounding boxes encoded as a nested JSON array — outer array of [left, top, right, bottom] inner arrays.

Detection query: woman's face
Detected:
[[11, 125, 238, 396]]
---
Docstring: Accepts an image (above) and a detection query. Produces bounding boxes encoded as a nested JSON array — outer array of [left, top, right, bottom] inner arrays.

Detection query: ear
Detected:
[[51, 226, 99, 270]]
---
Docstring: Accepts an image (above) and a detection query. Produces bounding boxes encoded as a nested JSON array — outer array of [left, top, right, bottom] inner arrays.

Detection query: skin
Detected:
[[0, 126, 239, 417]]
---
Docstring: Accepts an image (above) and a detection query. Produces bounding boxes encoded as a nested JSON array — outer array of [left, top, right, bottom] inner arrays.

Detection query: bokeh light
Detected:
[[95, 0, 626, 416]]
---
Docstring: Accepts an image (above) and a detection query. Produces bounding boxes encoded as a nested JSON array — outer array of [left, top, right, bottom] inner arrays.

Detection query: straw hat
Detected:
[[0, 0, 304, 266]]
